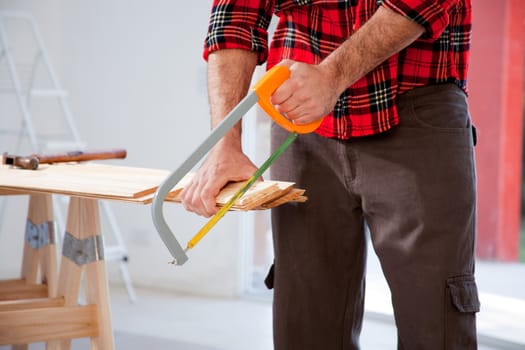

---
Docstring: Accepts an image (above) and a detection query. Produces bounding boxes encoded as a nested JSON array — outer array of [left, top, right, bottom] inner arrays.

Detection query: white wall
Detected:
[[0, 0, 248, 297]]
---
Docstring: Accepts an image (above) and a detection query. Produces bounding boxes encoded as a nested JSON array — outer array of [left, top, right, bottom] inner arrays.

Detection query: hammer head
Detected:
[[2, 153, 39, 170]]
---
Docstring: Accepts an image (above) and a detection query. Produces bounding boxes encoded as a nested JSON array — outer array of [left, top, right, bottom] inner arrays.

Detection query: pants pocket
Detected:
[[398, 84, 472, 134], [445, 275, 480, 349]]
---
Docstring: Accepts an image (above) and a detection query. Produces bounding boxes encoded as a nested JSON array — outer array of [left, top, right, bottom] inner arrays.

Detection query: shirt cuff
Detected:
[[203, 26, 269, 64], [380, 0, 455, 40]]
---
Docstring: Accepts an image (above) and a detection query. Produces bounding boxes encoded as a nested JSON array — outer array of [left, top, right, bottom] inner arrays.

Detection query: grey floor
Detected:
[[1, 332, 221, 350], [107, 285, 506, 350], [0, 284, 512, 350], [2, 250, 523, 350]]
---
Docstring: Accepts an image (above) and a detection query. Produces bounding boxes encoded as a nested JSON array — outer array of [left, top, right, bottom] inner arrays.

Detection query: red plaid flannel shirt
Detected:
[[203, 0, 472, 139]]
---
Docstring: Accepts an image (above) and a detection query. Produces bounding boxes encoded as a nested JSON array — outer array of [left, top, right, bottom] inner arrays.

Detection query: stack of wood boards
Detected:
[[165, 173, 307, 210], [0, 163, 306, 210]]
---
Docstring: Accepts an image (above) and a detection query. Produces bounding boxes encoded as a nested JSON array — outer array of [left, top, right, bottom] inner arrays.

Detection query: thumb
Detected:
[[277, 59, 297, 69]]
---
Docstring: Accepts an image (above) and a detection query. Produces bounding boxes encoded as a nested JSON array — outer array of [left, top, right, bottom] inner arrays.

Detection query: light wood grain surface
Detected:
[[0, 163, 306, 209]]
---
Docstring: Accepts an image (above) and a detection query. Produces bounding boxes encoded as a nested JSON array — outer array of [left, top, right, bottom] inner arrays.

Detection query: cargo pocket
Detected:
[[445, 275, 480, 349]]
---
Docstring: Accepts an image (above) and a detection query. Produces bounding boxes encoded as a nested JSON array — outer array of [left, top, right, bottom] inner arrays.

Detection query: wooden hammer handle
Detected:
[[36, 149, 127, 164]]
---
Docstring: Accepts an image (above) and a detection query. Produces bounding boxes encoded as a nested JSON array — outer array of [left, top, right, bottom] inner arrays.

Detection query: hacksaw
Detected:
[[151, 65, 322, 265]]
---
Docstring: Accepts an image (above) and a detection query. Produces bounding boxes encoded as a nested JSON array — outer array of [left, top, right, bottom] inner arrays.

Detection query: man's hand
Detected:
[[179, 140, 258, 217], [271, 60, 341, 126]]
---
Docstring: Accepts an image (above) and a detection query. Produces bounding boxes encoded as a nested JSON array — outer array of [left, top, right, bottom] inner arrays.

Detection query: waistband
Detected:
[[397, 83, 466, 104]]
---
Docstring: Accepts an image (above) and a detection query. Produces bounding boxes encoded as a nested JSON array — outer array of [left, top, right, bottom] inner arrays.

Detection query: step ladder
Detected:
[[0, 11, 137, 302]]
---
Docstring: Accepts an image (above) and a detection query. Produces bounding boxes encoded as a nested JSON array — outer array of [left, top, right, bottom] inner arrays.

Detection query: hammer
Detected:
[[2, 149, 127, 170]]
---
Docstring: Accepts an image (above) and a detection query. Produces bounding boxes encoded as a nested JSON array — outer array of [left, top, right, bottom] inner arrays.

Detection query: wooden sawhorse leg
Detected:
[[0, 197, 114, 349], [47, 197, 115, 350], [0, 194, 58, 350]]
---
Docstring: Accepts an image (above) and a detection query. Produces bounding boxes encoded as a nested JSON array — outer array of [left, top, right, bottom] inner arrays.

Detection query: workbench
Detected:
[[0, 163, 305, 349]]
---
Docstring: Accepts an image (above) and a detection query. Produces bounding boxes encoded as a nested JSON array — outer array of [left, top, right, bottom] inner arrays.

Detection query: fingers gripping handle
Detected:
[[252, 65, 323, 134]]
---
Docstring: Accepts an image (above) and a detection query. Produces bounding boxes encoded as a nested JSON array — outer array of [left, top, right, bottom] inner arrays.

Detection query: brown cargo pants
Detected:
[[268, 83, 480, 350]]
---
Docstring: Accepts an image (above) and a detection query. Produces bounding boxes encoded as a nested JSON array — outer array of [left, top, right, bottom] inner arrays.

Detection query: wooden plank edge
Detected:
[[0, 283, 48, 301], [0, 297, 64, 312], [0, 279, 27, 287], [0, 186, 152, 204], [256, 189, 307, 209], [0, 304, 98, 345]]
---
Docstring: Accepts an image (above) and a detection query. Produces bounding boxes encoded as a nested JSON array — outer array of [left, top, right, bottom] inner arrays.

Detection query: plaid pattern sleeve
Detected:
[[203, 0, 472, 140], [379, 0, 458, 39], [203, 0, 275, 64]]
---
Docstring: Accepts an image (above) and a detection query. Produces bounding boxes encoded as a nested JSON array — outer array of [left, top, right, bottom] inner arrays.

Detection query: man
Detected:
[[180, 0, 479, 349]]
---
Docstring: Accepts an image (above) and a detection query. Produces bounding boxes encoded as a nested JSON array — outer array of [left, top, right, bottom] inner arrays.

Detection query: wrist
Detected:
[[215, 133, 243, 152], [319, 60, 350, 97]]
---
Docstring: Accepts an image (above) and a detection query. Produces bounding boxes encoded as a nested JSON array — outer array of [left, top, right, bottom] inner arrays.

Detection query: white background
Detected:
[[0, 0, 263, 298]]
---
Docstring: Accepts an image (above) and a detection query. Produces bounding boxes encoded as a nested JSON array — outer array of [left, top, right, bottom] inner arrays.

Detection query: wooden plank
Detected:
[[0, 163, 308, 212], [0, 297, 64, 312], [0, 163, 170, 200], [163, 181, 282, 210], [216, 182, 281, 208], [0, 186, 154, 204], [256, 188, 307, 209], [165, 175, 293, 206], [0, 188, 27, 195], [162, 173, 303, 210], [0, 305, 98, 345], [0, 279, 26, 287], [0, 283, 48, 301], [0, 164, 308, 208]]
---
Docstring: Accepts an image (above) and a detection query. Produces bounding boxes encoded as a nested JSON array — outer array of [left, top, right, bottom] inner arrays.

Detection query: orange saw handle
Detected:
[[252, 65, 323, 134]]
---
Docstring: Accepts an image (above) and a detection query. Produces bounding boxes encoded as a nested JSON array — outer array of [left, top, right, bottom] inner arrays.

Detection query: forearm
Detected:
[[180, 49, 259, 217], [320, 6, 425, 95], [207, 49, 258, 149]]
